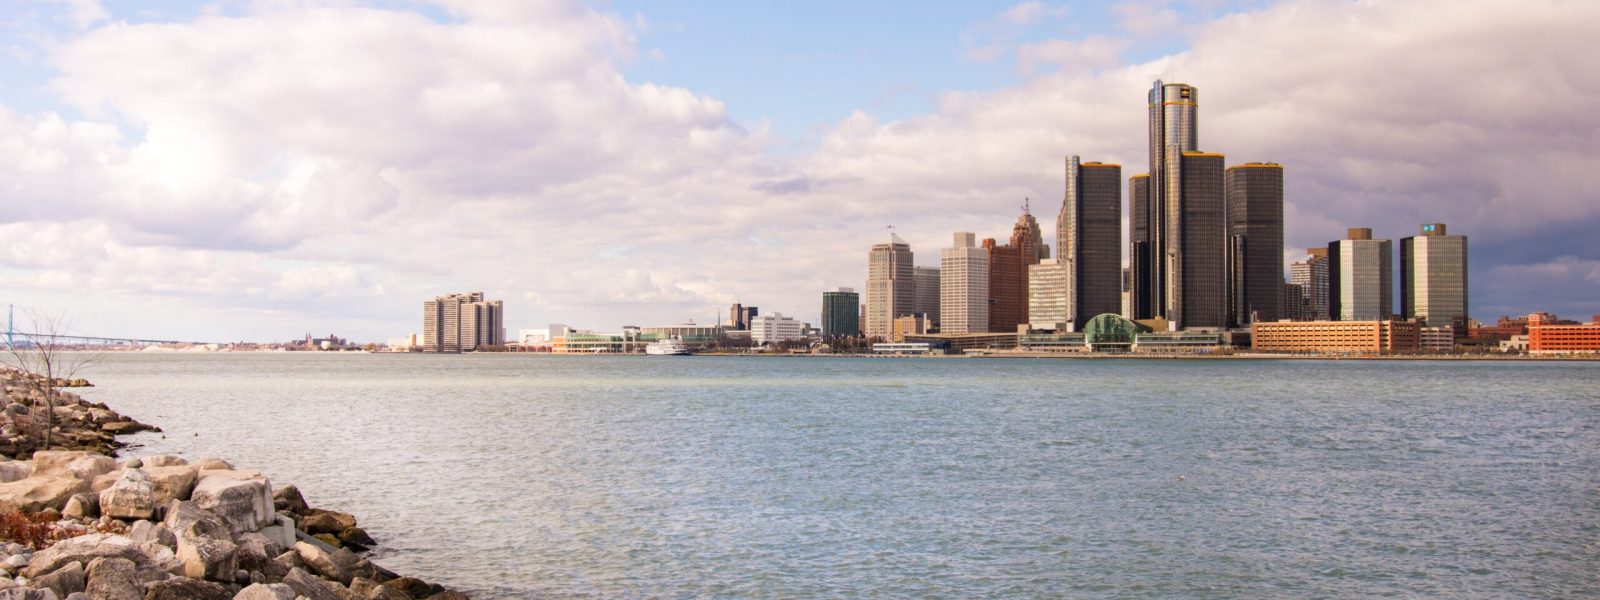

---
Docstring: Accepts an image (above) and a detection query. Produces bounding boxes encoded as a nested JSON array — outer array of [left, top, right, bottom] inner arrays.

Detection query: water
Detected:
[[74, 353, 1599, 598]]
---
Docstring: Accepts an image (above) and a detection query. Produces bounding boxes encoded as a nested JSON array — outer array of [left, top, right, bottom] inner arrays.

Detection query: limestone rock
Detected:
[[98, 470, 156, 520], [62, 457, 114, 482], [281, 567, 353, 600], [28, 451, 96, 476], [144, 576, 232, 600], [0, 462, 31, 483], [23, 534, 142, 578], [164, 501, 237, 582], [300, 512, 356, 536], [137, 540, 182, 575], [126, 520, 176, 548], [270, 485, 309, 516], [257, 514, 296, 551], [0, 475, 89, 513], [234, 583, 298, 600], [191, 471, 274, 534], [30, 560, 83, 599], [144, 466, 199, 506], [293, 542, 348, 585], [83, 557, 141, 600], [61, 493, 96, 520], [88, 471, 121, 494], [196, 458, 234, 471], [141, 456, 187, 468]]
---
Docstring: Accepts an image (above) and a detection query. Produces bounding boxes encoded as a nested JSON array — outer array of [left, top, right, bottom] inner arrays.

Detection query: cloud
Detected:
[[0, 0, 1596, 341]]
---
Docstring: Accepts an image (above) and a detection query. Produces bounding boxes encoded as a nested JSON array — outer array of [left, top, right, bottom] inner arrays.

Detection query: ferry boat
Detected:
[[644, 338, 691, 356]]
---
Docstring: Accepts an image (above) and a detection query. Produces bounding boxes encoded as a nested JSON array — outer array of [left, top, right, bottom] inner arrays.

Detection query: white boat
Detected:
[[645, 338, 691, 356]]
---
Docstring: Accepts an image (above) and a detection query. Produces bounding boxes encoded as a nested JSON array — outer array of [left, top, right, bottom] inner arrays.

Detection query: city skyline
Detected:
[[1, 0, 1596, 341]]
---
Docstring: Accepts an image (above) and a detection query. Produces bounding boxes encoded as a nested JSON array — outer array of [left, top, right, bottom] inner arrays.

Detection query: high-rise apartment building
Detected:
[[1028, 258, 1071, 330], [939, 232, 989, 335], [866, 233, 915, 339], [984, 237, 1025, 333], [821, 288, 861, 338], [1400, 223, 1469, 330], [1329, 228, 1393, 321], [422, 292, 503, 352], [1225, 162, 1284, 327], [914, 266, 941, 328], [1289, 248, 1331, 321], [1058, 156, 1122, 324]]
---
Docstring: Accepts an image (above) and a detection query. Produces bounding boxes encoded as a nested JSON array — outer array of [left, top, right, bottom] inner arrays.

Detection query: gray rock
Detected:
[[30, 560, 83, 599], [137, 540, 182, 575], [0, 462, 31, 484], [163, 501, 237, 581], [23, 534, 143, 579], [64, 594, 87, 600], [62, 457, 114, 482], [191, 472, 274, 534], [0, 475, 90, 514], [144, 576, 232, 600], [236, 533, 282, 564], [292, 542, 348, 585], [3, 555, 27, 571], [258, 514, 296, 550], [83, 557, 141, 600], [0, 588, 58, 600], [60, 494, 96, 520], [281, 567, 352, 600], [233, 583, 298, 600], [144, 466, 199, 508], [98, 470, 156, 520], [118, 458, 141, 470]]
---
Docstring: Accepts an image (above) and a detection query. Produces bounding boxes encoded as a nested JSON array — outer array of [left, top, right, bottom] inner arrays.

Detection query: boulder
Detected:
[[234, 583, 298, 600], [144, 466, 199, 506], [313, 534, 342, 548], [380, 577, 441, 599], [191, 472, 274, 534], [89, 471, 121, 494], [337, 527, 376, 549], [141, 456, 186, 468], [28, 451, 97, 476], [0, 462, 32, 483], [126, 520, 176, 548], [281, 567, 354, 600], [23, 534, 143, 578], [100, 422, 143, 434], [293, 542, 348, 585], [0, 475, 89, 513], [350, 579, 412, 600], [300, 512, 356, 536], [83, 557, 141, 600], [195, 458, 233, 471], [164, 501, 237, 581], [63, 457, 114, 482], [258, 514, 296, 551], [61, 493, 97, 520], [98, 470, 156, 520], [30, 560, 84, 599], [138, 540, 183, 575], [0, 589, 59, 600], [144, 576, 232, 600], [270, 485, 309, 515]]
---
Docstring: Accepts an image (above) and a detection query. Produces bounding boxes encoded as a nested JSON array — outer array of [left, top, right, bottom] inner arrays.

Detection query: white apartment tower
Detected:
[[939, 232, 990, 335]]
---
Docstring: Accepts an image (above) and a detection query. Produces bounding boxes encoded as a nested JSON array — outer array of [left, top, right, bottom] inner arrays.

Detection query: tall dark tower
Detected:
[[1128, 173, 1152, 318], [1176, 152, 1227, 329], [1133, 80, 1203, 328], [1226, 163, 1285, 327], [1059, 156, 1123, 324]]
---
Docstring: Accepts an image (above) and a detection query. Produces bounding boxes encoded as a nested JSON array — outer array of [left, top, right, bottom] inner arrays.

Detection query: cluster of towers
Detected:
[[861, 80, 1468, 340]]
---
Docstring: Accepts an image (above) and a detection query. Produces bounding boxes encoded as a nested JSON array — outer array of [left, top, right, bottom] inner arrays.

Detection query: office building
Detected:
[[1129, 173, 1153, 319], [422, 292, 503, 352], [984, 237, 1025, 333], [1226, 162, 1285, 327], [1028, 259, 1071, 330], [866, 233, 915, 339], [821, 288, 861, 337], [750, 313, 805, 346], [1400, 223, 1469, 330], [1058, 156, 1123, 324], [1329, 228, 1393, 321], [1252, 319, 1421, 354], [892, 314, 931, 342], [914, 266, 941, 328], [727, 304, 759, 330], [939, 232, 989, 335], [1280, 283, 1306, 321], [1289, 248, 1331, 321], [1419, 326, 1455, 352]]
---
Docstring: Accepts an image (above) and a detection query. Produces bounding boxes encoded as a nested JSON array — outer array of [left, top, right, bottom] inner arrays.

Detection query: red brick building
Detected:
[[1528, 313, 1600, 353]]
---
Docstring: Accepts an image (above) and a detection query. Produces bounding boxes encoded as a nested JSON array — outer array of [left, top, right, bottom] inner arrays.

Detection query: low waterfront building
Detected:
[[553, 330, 650, 354], [1018, 331, 1089, 352], [1419, 326, 1455, 352], [1251, 319, 1421, 354], [750, 313, 805, 346], [903, 332, 1017, 351], [1500, 335, 1529, 353], [1528, 313, 1600, 354], [642, 322, 725, 349], [872, 342, 934, 355], [1134, 331, 1225, 353]]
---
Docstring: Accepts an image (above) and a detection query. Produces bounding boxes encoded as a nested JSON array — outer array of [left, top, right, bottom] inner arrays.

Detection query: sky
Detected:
[[0, 0, 1596, 342]]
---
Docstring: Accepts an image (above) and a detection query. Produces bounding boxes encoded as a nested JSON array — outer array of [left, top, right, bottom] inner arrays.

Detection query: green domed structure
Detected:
[[1081, 314, 1151, 351]]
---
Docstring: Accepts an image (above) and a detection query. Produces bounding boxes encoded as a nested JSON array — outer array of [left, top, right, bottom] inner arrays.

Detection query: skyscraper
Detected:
[[1225, 162, 1285, 327], [1130, 81, 1200, 325], [1400, 223, 1469, 330], [1174, 151, 1227, 329], [1329, 228, 1393, 321], [939, 232, 989, 335], [1128, 173, 1153, 319], [866, 233, 915, 339], [914, 266, 941, 328], [821, 288, 861, 338], [1289, 248, 1331, 321], [984, 237, 1025, 333], [1058, 156, 1122, 324]]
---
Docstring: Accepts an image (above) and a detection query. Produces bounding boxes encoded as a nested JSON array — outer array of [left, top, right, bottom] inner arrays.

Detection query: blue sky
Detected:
[[0, 0, 1595, 341]]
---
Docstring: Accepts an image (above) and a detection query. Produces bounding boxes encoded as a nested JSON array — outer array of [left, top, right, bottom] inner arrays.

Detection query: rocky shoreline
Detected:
[[0, 368, 468, 599]]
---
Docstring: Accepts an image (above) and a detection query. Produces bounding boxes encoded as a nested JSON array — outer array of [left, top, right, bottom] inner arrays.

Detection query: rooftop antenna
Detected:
[[1023, 197, 1030, 214]]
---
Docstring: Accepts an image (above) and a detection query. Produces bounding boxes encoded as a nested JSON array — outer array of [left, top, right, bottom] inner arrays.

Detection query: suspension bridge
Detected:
[[4, 304, 216, 350]]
